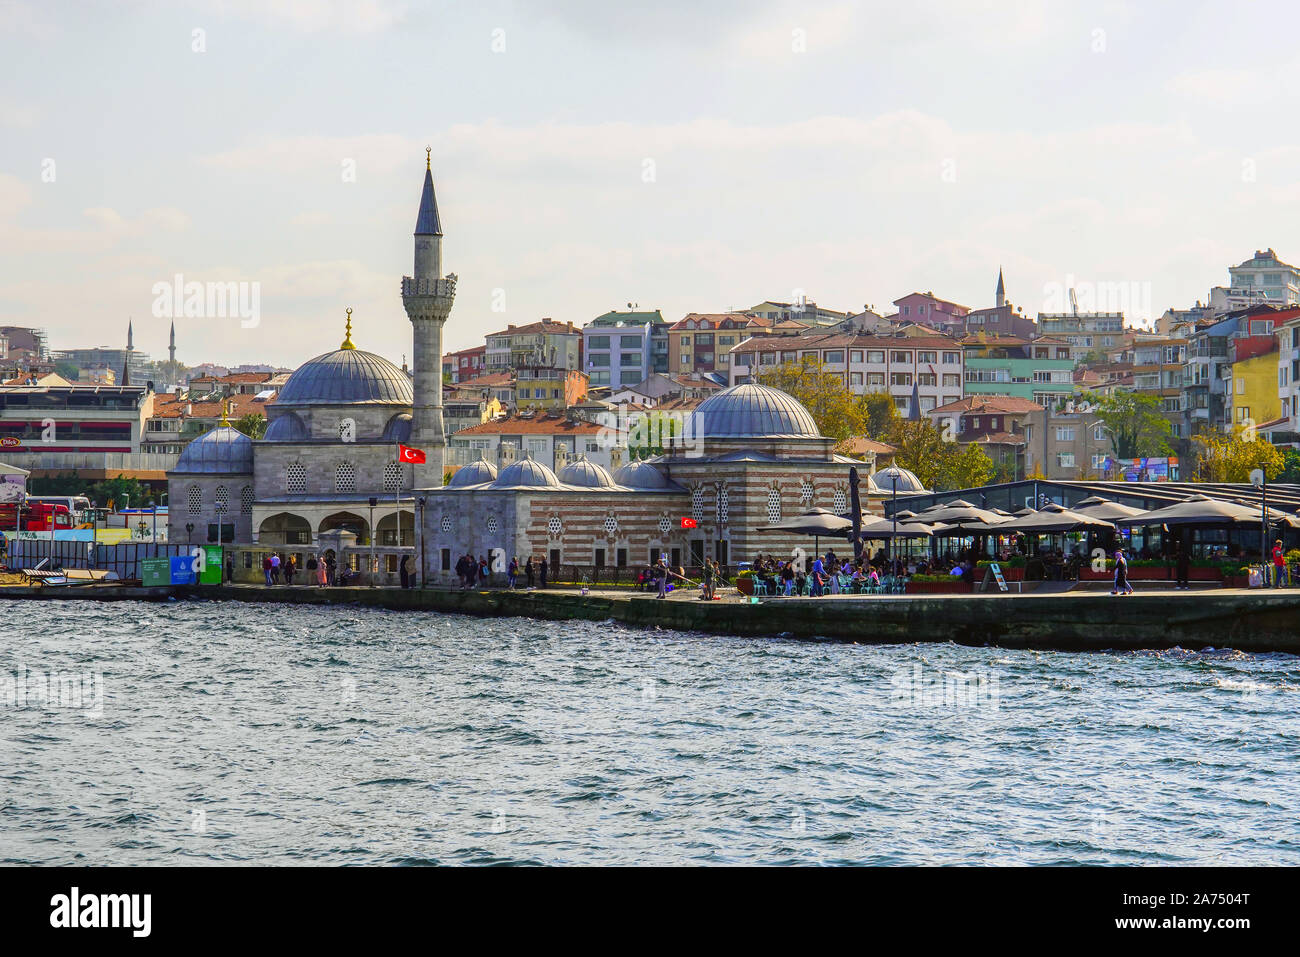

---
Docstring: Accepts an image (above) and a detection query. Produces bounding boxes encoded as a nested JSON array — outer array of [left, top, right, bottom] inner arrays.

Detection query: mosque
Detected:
[[167, 155, 925, 582]]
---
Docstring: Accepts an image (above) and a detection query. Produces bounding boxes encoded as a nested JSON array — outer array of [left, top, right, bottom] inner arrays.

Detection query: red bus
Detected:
[[0, 501, 75, 531]]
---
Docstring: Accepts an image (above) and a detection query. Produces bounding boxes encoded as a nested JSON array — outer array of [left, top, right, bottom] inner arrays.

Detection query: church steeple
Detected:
[[995, 267, 1006, 308]]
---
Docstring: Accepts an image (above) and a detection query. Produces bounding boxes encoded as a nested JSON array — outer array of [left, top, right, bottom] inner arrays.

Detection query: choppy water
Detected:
[[2, 599, 1298, 865]]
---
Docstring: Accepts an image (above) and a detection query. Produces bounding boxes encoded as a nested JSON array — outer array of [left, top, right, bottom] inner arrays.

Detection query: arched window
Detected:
[[286, 463, 306, 494], [766, 488, 781, 524], [240, 486, 254, 514], [335, 463, 356, 493], [214, 485, 229, 514], [383, 462, 402, 492], [187, 486, 202, 513], [716, 485, 730, 525]]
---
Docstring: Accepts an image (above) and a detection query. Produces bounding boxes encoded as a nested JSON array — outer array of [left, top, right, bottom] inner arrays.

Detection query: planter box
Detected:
[[905, 580, 971, 594], [1080, 566, 1224, 582], [1225, 575, 1249, 588], [737, 577, 754, 596]]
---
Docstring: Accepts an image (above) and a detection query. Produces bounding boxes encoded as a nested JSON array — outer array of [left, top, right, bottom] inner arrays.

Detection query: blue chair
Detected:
[[752, 577, 769, 597]]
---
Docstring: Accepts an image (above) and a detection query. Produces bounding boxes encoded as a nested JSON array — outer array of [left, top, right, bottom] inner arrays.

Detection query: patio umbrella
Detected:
[[1116, 494, 1279, 528], [1071, 496, 1148, 521], [761, 507, 853, 554], [850, 516, 946, 538], [912, 501, 1009, 528], [995, 503, 1116, 534]]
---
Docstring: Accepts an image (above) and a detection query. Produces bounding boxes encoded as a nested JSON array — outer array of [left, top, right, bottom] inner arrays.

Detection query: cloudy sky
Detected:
[[2, 0, 1298, 368]]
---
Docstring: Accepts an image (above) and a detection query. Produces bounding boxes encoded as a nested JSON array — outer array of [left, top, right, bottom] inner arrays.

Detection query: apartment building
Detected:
[[442, 345, 486, 383], [891, 292, 970, 333], [1227, 248, 1300, 308], [667, 313, 770, 376], [0, 383, 155, 454], [729, 333, 965, 416], [1036, 312, 1125, 361], [748, 300, 848, 327], [582, 309, 669, 388], [484, 319, 581, 374], [960, 334, 1075, 407]]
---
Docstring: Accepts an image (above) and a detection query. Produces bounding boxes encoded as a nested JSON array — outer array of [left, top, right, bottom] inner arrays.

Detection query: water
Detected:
[[2, 599, 1299, 865]]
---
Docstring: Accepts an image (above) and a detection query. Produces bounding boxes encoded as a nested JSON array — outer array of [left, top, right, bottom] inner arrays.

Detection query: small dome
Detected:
[[872, 465, 927, 494], [559, 454, 615, 488], [381, 413, 413, 443], [277, 348, 413, 407], [174, 426, 253, 474], [688, 383, 820, 439], [263, 411, 308, 442], [613, 460, 670, 488], [448, 457, 498, 487], [491, 454, 561, 489]]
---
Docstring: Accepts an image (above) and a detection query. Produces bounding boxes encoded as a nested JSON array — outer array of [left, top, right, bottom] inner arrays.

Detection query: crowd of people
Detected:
[[454, 553, 550, 590], [260, 551, 418, 589]]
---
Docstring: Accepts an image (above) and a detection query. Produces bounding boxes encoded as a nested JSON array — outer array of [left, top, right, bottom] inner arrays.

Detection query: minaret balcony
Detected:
[[401, 274, 457, 299]]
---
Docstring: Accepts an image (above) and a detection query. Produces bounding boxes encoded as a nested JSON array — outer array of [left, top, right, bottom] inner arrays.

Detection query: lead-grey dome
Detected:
[[491, 454, 561, 489], [276, 349, 413, 407], [613, 460, 670, 488], [263, 411, 308, 442], [173, 426, 253, 474], [559, 455, 615, 488], [449, 456, 499, 487], [380, 413, 413, 443], [688, 383, 820, 439], [872, 465, 927, 494]]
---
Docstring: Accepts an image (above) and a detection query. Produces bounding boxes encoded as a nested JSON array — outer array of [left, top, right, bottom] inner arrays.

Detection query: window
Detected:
[[850, 372, 863, 385], [799, 479, 814, 507], [866, 373, 885, 387], [718, 335, 735, 346], [891, 351, 912, 363], [335, 463, 356, 493], [619, 335, 641, 348], [1057, 452, 1076, 468], [286, 463, 306, 493], [833, 488, 847, 513], [970, 416, 980, 430], [1055, 427, 1075, 441], [866, 350, 885, 363], [850, 350, 863, 363], [766, 488, 781, 524], [1236, 377, 1245, 395], [917, 351, 937, 364], [824, 350, 845, 363], [588, 335, 610, 349], [240, 486, 254, 514], [214, 485, 229, 514], [691, 487, 705, 523], [695, 333, 713, 346], [589, 354, 609, 367], [782, 351, 797, 363], [716, 485, 729, 525], [942, 352, 960, 364], [548, 516, 563, 536], [942, 374, 960, 387], [680, 336, 691, 346], [187, 485, 201, 513], [890, 373, 912, 386], [383, 462, 402, 491], [1092, 453, 1107, 469], [917, 373, 936, 386]]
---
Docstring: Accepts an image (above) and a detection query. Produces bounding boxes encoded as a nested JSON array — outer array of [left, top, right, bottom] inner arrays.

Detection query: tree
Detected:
[[233, 413, 267, 439], [1191, 426, 1284, 482], [1279, 447, 1300, 484], [54, 362, 80, 381], [856, 391, 899, 442], [943, 441, 995, 490], [888, 420, 949, 490], [755, 358, 863, 440], [627, 411, 680, 460], [1090, 391, 1172, 458]]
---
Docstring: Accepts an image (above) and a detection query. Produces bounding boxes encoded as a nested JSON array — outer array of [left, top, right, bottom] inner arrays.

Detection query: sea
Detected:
[[2, 599, 1297, 865]]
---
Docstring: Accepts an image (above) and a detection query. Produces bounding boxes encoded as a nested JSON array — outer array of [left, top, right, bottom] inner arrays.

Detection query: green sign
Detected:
[[141, 557, 171, 587], [199, 545, 223, 584]]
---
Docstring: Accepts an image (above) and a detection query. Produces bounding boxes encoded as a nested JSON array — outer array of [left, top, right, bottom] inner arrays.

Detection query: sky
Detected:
[[3, 0, 1300, 368]]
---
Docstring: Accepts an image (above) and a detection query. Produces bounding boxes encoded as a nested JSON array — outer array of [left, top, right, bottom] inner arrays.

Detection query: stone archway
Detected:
[[320, 511, 370, 545], [258, 512, 313, 545]]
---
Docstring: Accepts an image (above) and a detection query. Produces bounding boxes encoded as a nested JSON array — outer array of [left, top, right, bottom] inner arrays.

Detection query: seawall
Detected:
[[6, 584, 1299, 653]]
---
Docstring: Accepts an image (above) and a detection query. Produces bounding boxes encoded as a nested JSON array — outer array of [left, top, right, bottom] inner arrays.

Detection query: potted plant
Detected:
[[905, 573, 971, 594]]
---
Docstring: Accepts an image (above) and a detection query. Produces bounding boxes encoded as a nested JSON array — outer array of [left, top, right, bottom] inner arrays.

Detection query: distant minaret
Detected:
[[401, 148, 456, 487], [169, 320, 176, 366], [995, 268, 1006, 308], [122, 319, 134, 386]]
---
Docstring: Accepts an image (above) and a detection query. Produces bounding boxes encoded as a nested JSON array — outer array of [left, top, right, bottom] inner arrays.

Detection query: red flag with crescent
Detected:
[[398, 444, 426, 464]]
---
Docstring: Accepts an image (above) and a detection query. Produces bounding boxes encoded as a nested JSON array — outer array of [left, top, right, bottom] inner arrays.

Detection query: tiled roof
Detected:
[[932, 395, 1044, 415], [964, 431, 1026, 445], [730, 332, 960, 353], [836, 436, 897, 456], [668, 312, 769, 331], [152, 393, 269, 419], [485, 319, 577, 338]]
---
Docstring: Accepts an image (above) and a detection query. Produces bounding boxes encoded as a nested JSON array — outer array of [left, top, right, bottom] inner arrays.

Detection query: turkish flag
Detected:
[[398, 444, 426, 464]]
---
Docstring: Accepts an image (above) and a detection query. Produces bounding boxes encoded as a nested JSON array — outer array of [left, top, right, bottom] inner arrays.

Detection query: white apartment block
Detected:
[[728, 333, 964, 417]]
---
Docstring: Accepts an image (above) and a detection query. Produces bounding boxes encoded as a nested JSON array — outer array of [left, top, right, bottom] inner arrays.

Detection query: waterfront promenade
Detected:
[[4, 580, 1299, 653]]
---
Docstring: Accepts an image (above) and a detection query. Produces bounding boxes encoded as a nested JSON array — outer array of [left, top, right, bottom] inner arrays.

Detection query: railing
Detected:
[[2, 451, 180, 471]]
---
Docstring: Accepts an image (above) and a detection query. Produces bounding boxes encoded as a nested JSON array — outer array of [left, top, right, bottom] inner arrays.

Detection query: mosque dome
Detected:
[[687, 383, 820, 439], [559, 454, 615, 488], [263, 411, 309, 442], [490, 454, 561, 489], [381, 413, 413, 443], [613, 460, 670, 488], [872, 465, 927, 494], [173, 426, 253, 474], [448, 456, 499, 487], [276, 348, 413, 407]]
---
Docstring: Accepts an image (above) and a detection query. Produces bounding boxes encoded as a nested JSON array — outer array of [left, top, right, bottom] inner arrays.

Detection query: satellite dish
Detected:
[[1250, 468, 1265, 487]]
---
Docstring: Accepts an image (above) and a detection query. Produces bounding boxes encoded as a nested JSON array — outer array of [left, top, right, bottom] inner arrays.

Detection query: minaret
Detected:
[[995, 268, 1006, 308], [169, 321, 176, 366], [122, 319, 134, 386], [401, 148, 456, 487]]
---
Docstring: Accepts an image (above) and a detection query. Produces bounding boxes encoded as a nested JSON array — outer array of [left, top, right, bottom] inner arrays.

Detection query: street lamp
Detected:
[[416, 495, 427, 589], [368, 496, 378, 587], [186, 522, 194, 543]]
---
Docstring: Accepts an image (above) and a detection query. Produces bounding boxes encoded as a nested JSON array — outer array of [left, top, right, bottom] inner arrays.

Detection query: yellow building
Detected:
[[1227, 346, 1280, 431]]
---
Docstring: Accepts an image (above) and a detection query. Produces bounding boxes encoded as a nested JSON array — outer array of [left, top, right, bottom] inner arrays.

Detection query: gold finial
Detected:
[[219, 398, 231, 427], [426, 146, 431, 170], [341, 307, 356, 350]]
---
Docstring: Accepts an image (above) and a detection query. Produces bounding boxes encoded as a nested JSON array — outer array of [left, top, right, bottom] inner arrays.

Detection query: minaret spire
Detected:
[[402, 150, 456, 489], [169, 320, 176, 365], [122, 319, 134, 386], [995, 267, 1006, 308]]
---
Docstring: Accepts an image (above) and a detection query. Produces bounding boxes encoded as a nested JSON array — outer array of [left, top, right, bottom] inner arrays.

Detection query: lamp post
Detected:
[[368, 496, 378, 587], [186, 522, 194, 544], [416, 495, 426, 589]]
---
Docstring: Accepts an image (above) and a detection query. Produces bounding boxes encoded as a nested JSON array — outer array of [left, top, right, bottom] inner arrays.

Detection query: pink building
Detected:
[[891, 292, 970, 333]]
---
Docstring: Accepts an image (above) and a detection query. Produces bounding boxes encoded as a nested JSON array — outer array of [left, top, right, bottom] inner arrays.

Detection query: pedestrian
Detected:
[[262, 553, 272, 586], [325, 554, 337, 586], [478, 554, 489, 586], [1175, 537, 1190, 591], [306, 554, 317, 584], [655, 559, 667, 599], [314, 554, 327, 587], [1113, 548, 1133, 596], [525, 556, 535, 589], [508, 556, 518, 589], [465, 554, 477, 589], [811, 555, 825, 597], [539, 555, 548, 589], [400, 554, 411, 589], [270, 552, 281, 584], [1272, 538, 1286, 588], [700, 560, 714, 600]]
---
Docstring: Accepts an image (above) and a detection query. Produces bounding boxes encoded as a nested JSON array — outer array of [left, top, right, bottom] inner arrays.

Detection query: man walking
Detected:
[[1272, 539, 1286, 588]]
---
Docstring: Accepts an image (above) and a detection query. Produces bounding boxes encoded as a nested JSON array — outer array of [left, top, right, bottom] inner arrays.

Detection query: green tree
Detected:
[[855, 391, 899, 442], [888, 420, 949, 490], [1191, 426, 1284, 482], [942, 441, 995, 490], [233, 412, 267, 439], [54, 362, 80, 381], [627, 412, 680, 460], [755, 358, 863, 440], [1090, 391, 1172, 458]]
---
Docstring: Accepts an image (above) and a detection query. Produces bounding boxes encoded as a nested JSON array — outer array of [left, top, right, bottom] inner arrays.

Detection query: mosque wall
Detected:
[[253, 443, 410, 500], [166, 473, 254, 544]]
